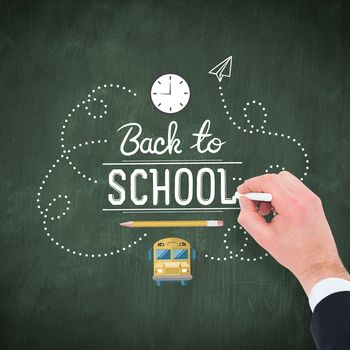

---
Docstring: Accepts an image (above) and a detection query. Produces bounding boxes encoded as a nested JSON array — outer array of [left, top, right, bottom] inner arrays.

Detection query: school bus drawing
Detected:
[[148, 237, 196, 286]]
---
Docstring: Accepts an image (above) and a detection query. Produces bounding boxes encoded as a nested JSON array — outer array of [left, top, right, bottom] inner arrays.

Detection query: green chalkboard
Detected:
[[1, 1, 349, 349]]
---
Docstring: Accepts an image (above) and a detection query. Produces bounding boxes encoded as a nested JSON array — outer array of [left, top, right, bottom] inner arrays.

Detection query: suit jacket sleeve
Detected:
[[311, 291, 350, 350]]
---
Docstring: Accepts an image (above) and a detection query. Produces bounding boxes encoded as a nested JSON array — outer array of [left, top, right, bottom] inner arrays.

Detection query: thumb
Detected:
[[237, 197, 273, 249]]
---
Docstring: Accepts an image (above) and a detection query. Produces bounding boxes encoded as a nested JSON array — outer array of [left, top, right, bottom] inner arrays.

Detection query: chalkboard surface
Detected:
[[1, 1, 349, 349]]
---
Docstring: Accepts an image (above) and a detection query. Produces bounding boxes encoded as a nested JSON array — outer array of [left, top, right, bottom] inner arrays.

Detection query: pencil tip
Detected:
[[120, 221, 132, 227]]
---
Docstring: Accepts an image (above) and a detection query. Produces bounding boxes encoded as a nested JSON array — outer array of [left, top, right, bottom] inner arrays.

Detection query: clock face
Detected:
[[151, 74, 190, 114]]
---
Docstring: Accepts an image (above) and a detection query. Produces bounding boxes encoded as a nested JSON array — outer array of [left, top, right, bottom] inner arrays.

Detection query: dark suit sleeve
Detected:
[[311, 291, 350, 350]]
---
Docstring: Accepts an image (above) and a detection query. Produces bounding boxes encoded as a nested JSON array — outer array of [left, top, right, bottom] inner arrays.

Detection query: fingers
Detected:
[[279, 171, 319, 199], [237, 173, 293, 212], [278, 171, 305, 193], [258, 202, 272, 216], [251, 200, 271, 216], [237, 197, 273, 249]]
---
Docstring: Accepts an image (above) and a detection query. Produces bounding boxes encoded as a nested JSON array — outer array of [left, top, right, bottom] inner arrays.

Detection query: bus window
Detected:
[[156, 249, 171, 260], [173, 249, 188, 260]]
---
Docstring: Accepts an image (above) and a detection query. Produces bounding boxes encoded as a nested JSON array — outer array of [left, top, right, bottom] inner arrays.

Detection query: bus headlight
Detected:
[[157, 268, 163, 273], [181, 268, 188, 273]]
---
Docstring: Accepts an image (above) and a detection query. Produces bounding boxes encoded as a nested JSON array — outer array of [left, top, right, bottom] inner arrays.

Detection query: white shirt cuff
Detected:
[[309, 277, 350, 312]]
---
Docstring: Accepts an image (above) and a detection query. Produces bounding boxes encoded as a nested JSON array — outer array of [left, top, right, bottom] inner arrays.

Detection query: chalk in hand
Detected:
[[235, 192, 272, 202]]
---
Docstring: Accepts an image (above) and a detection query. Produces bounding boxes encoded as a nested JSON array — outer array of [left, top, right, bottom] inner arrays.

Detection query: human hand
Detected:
[[237, 171, 349, 295]]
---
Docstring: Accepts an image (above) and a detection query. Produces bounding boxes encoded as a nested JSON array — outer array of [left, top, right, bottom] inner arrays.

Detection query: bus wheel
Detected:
[[156, 281, 161, 287], [180, 280, 188, 287]]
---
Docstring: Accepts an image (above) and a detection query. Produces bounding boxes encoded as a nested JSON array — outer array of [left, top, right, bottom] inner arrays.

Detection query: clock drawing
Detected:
[[151, 74, 190, 114]]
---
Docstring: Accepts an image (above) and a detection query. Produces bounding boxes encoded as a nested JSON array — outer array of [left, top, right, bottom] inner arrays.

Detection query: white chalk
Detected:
[[235, 192, 272, 202]]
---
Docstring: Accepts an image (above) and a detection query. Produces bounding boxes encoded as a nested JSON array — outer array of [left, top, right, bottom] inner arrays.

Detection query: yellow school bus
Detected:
[[148, 237, 196, 286]]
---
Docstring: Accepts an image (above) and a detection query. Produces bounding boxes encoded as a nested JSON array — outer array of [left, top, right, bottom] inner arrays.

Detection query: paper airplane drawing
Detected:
[[208, 56, 232, 82]]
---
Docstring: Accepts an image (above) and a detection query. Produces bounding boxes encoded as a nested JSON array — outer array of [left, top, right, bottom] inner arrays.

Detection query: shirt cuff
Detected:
[[309, 278, 350, 312]]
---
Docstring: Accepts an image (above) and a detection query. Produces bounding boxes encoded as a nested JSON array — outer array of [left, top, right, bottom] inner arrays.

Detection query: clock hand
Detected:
[[160, 82, 171, 95]]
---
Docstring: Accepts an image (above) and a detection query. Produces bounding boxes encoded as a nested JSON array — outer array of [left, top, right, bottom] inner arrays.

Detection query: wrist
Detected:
[[294, 260, 350, 295]]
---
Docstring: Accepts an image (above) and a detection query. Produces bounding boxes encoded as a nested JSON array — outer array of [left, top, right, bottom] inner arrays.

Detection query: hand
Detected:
[[237, 171, 349, 295]]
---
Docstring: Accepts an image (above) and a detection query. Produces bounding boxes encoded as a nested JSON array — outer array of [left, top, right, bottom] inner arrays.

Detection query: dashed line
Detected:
[[37, 83, 142, 258], [63, 139, 108, 183], [203, 86, 310, 262], [219, 86, 310, 179], [203, 223, 269, 262]]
